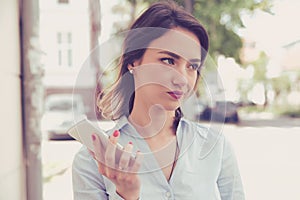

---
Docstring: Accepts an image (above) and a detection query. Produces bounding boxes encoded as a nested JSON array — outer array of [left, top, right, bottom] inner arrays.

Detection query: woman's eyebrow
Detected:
[[189, 58, 201, 63], [158, 50, 201, 63], [158, 51, 180, 59]]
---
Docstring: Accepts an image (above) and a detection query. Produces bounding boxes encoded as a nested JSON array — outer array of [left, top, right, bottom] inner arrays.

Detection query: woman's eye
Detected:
[[161, 58, 175, 65], [187, 63, 200, 71]]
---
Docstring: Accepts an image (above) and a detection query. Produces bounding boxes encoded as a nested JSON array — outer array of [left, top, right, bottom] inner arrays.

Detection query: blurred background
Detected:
[[1, 0, 299, 199]]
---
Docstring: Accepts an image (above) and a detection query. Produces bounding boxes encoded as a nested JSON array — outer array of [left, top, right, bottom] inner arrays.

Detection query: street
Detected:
[[224, 120, 300, 200], [42, 118, 300, 200]]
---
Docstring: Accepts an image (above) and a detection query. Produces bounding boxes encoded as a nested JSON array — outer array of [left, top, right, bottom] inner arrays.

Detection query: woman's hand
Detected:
[[90, 130, 143, 200]]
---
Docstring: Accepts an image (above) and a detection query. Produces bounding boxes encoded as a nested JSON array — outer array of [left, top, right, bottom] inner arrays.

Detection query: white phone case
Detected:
[[67, 118, 136, 165]]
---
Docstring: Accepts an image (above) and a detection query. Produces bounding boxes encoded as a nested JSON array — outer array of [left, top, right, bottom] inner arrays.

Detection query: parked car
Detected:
[[199, 101, 240, 123], [181, 94, 206, 121], [41, 94, 87, 140]]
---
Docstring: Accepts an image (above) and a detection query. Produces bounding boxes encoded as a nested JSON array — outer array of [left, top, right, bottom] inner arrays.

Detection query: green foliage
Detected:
[[250, 51, 268, 81], [113, 0, 273, 64], [111, 0, 153, 33], [270, 74, 292, 94], [189, 0, 273, 63], [279, 109, 300, 118]]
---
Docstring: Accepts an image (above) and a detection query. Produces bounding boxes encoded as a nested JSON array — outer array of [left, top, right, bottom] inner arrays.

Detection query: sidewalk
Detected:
[[42, 119, 300, 200], [238, 113, 300, 127]]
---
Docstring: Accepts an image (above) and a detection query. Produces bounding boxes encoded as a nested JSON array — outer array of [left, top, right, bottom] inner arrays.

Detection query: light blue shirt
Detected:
[[72, 116, 245, 199]]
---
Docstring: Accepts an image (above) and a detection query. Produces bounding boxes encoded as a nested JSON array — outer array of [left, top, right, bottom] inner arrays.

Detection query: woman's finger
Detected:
[[92, 133, 104, 162], [91, 134, 106, 175], [109, 130, 120, 145], [118, 142, 133, 172], [88, 149, 95, 159], [104, 130, 120, 170], [97, 159, 106, 175], [130, 151, 143, 174]]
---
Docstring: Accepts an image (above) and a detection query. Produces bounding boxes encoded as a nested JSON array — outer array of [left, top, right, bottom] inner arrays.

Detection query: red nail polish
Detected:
[[113, 130, 119, 137], [91, 134, 96, 141], [129, 141, 133, 145]]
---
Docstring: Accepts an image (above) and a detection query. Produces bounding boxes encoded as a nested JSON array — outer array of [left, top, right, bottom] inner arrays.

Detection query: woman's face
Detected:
[[130, 27, 201, 111]]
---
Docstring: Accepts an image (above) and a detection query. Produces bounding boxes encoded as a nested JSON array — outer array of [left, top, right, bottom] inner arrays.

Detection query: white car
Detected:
[[41, 94, 87, 140]]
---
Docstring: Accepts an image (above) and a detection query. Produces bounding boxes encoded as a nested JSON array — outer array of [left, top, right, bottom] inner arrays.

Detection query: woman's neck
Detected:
[[129, 104, 175, 139]]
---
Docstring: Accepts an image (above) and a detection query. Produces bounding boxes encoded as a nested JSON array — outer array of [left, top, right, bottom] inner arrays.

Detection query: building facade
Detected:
[[40, 0, 98, 119]]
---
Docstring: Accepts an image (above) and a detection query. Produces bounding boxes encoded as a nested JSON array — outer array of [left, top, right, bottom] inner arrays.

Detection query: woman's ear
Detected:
[[128, 59, 141, 73], [128, 60, 139, 70], [127, 62, 135, 74], [127, 63, 134, 71]]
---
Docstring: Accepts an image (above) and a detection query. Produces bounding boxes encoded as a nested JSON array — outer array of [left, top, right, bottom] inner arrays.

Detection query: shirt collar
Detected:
[[113, 115, 208, 139], [114, 115, 130, 130]]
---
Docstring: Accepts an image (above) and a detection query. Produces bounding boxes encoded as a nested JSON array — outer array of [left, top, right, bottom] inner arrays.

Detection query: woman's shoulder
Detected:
[[73, 146, 96, 169], [180, 118, 226, 155], [181, 118, 225, 140]]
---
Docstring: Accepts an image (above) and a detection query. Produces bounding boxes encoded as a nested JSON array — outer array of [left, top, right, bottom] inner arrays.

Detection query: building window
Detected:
[[58, 0, 69, 4], [57, 32, 73, 67]]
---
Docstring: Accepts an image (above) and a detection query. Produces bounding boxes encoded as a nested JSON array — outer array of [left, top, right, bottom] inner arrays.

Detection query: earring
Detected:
[[129, 69, 133, 74]]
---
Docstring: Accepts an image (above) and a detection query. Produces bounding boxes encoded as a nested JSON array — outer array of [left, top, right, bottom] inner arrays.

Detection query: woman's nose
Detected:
[[171, 67, 188, 87]]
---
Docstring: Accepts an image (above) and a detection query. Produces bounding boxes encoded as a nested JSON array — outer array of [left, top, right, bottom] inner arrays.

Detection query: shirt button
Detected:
[[165, 191, 171, 198]]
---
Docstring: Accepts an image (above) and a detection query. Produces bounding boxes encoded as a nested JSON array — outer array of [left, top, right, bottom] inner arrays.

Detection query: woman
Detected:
[[72, 1, 245, 199]]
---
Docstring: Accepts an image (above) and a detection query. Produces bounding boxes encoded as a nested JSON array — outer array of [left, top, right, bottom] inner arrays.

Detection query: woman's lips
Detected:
[[167, 91, 183, 100]]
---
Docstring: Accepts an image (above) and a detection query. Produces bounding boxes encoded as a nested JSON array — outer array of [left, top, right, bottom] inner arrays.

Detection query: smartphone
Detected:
[[67, 118, 136, 166]]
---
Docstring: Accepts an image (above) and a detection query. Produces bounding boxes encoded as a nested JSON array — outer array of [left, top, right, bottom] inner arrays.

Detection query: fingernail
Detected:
[[113, 130, 119, 137], [129, 141, 133, 145], [91, 134, 96, 141]]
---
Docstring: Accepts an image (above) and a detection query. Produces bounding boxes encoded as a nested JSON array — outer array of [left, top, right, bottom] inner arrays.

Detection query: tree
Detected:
[[21, 0, 44, 199], [89, 0, 102, 119], [248, 52, 269, 106], [117, 0, 273, 64], [187, 0, 273, 63], [109, 0, 274, 101]]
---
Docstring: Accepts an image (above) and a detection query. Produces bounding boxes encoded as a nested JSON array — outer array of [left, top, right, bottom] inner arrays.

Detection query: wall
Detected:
[[0, 0, 26, 199], [39, 0, 96, 119]]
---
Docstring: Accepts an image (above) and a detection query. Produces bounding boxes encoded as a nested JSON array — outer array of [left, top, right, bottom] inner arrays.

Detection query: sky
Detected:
[[99, 0, 122, 43], [240, 0, 300, 54]]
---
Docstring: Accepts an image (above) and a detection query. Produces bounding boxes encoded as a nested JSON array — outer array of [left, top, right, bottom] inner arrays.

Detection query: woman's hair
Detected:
[[97, 0, 209, 130]]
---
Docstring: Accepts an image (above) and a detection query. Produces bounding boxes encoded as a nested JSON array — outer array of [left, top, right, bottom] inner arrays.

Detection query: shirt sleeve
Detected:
[[217, 137, 245, 200], [72, 147, 126, 200]]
